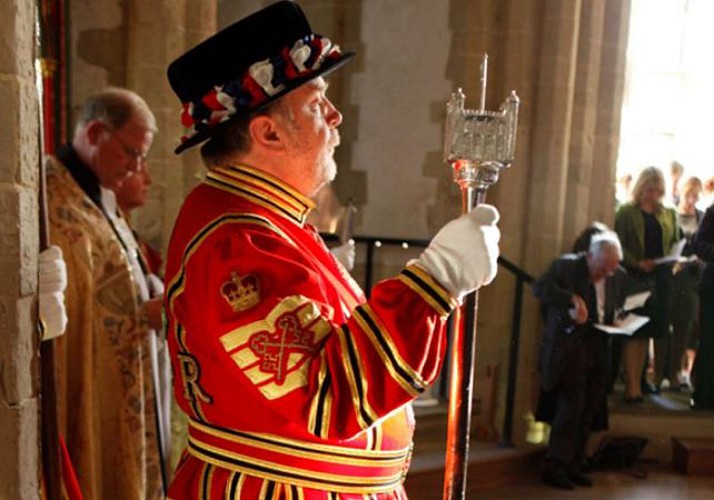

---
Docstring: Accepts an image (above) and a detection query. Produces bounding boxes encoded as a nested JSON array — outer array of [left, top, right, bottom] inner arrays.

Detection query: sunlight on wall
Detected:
[[618, 0, 714, 191]]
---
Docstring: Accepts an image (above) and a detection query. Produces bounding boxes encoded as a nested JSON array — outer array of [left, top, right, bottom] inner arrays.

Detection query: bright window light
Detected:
[[618, 0, 714, 202]]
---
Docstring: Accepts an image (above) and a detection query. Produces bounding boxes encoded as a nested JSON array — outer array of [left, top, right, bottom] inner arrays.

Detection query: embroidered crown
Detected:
[[221, 272, 259, 312]]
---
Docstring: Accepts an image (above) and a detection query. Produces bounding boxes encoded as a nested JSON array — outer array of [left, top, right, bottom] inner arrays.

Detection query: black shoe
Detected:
[[624, 396, 644, 404], [543, 469, 575, 490], [567, 470, 593, 487], [641, 382, 660, 394], [690, 399, 713, 410]]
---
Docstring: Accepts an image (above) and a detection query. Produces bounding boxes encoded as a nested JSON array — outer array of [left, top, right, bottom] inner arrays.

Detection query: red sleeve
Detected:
[[168, 220, 457, 441]]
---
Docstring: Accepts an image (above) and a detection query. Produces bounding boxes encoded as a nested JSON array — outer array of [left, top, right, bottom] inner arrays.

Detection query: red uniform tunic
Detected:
[[164, 165, 457, 499]]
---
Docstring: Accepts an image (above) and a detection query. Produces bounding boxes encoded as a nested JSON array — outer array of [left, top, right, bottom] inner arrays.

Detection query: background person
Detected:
[[533, 231, 629, 490], [163, 2, 501, 497], [697, 175, 714, 211], [691, 201, 714, 409], [616, 173, 633, 210], [115, 167, 163, 274], [113, 164, 173, 477], [668, 160, 684, 206], [46, 87, 165, 499], [664, 176, 704, 390], [614, 166, 679, 402]]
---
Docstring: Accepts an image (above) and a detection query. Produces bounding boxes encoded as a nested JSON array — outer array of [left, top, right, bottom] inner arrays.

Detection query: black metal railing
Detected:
[[496, 255, 534, 447], [321, 233, 534, 447]]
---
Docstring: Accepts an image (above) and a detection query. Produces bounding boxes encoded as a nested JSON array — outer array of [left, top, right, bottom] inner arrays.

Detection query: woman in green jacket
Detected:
[[615, 166, 680, 402]]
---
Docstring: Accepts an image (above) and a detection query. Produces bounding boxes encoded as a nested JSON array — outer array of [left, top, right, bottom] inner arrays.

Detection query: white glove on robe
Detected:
[[38, 245, 68, 340]]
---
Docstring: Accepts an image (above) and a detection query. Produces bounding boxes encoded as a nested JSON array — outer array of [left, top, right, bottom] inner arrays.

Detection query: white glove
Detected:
[[147, 273, 165, 297], [331, 239, 356, 271], [38, 245, 68, 341], [413, 205, 500, 300]]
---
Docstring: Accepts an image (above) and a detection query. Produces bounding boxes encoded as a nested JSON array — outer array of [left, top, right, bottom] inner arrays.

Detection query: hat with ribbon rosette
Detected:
[[167, 0, 355, 154]]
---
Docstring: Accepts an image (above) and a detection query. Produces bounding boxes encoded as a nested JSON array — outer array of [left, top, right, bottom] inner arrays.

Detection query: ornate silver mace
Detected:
[[442, 54, 519, 500]]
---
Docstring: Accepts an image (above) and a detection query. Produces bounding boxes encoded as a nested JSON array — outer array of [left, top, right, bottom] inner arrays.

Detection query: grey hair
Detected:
[[74, 87, 157, 136], [589, 230, 623, 261]]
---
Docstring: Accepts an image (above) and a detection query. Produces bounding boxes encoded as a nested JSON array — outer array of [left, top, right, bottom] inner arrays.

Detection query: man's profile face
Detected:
[[94, 116, 154, 190], [273, 77, 342, 195], [115, 168, 152, 212]]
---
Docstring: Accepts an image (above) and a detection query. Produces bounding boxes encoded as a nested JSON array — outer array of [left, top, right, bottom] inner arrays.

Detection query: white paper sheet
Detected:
[[623, 290, 651, 312], [594, 313, 650, 336], [653, 238, 687, 265]]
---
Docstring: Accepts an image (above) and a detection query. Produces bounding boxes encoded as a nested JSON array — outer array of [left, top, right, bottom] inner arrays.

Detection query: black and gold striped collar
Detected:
[[204, 165, 315, 226]]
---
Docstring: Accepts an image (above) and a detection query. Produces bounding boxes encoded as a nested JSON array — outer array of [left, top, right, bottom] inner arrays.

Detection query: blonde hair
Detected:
[[680, 176, 703, 200], [630, 166, 665, 205]]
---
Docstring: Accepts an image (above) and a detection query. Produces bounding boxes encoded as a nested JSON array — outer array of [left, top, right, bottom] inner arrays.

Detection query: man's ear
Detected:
[[85, 120, 105, 145], [249, 115, 284, 152]]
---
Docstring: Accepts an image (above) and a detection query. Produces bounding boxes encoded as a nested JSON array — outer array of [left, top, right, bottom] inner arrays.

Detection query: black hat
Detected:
[[167, 0, 355, 154]]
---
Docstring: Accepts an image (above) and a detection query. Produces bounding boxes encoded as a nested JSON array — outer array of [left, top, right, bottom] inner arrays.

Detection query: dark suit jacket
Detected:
[[694, 205, 714, 292], [532, 253, 629, 391]]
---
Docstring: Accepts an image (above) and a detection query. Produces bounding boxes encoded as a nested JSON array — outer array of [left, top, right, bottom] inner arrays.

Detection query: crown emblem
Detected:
[[221, 272, 260, 312]]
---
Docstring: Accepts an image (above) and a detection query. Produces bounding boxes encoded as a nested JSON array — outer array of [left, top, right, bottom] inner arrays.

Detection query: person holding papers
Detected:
[[667, 177, 704, 390], [533, 231, 629, 490], [615, 166, 680, 400]]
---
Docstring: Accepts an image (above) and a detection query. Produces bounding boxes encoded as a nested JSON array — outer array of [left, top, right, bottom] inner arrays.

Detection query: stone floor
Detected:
[[479, 462, 714, 499], [608, 381, 693, 413]]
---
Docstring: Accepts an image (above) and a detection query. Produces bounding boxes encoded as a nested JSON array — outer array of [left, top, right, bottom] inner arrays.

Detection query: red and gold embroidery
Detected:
[[221, 272, 260, 312], [178, 351, 214, 410], [220, 296, 332, 399]]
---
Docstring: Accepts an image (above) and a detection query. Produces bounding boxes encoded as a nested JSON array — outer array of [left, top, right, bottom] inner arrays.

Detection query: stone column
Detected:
[[69, 0, 126, 121], [0, 0, 41, 497], [524, 0, 582, 270], [563, 0, 606, 244], [590, 0, 631, 225], [562, 0, 630, 243]]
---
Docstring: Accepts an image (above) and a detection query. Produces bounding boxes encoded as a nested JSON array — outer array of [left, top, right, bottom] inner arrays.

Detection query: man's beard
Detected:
[[312, 156, 337, 196]]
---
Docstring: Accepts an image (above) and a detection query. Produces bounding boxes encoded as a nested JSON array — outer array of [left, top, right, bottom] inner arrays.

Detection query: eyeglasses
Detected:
[[102, 124, 149, 164]]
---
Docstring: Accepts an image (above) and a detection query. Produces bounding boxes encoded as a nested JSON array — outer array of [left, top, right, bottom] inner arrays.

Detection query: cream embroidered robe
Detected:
[[46, 156, 162, 499]]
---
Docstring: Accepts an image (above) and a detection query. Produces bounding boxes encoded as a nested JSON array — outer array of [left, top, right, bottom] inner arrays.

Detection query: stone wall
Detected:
[[0, 0, 41, 498]]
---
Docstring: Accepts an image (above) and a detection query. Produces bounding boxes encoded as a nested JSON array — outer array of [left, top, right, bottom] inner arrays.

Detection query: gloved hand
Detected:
[[331, 239, 356, 271], [147, 273, 165, 297], [38, 245, 68, 341], [413, 204, 500, 300]]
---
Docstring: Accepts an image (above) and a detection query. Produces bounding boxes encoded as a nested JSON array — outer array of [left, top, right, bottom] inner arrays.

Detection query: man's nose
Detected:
[[325, 99, 342, 128]]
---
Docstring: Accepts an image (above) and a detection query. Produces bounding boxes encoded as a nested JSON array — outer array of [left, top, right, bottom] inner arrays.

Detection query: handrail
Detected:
[[498, 255, 534, 283], [320, 232, 533, 447]]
